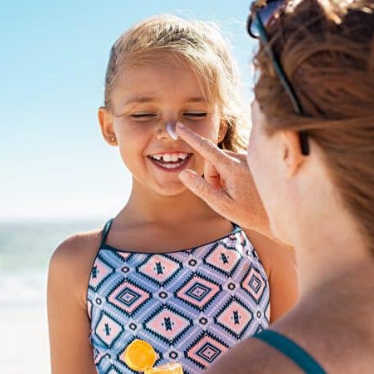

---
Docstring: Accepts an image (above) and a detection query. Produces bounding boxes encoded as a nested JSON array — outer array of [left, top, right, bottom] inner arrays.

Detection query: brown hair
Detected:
[[103, 14, 249, 152], [253, 0, 374, 252]]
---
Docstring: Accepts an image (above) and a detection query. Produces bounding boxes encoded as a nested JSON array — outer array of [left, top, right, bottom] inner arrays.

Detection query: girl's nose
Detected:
[[156, 121, 177, 140], [166, 122, 178, 140]]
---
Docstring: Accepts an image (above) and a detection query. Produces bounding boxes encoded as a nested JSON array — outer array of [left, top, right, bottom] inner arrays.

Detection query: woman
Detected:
[[176, 0, 374, 372]]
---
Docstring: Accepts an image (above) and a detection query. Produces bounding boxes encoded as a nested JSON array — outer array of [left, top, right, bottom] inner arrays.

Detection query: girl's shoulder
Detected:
[[243, 229, 296, 276], [48, 228, 103, 304], [51, 228, 103, 263]]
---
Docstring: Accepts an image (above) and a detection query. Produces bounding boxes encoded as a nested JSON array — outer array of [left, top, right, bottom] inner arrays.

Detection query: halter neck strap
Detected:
[[100, 218, 114, 248]]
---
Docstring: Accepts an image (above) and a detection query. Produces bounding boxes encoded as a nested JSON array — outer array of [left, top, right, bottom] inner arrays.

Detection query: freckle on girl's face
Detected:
[[109, 60, 221, 197]]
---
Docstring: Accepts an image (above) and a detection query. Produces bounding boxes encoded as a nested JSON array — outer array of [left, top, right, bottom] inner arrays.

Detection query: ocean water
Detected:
[[0, 219, 102, 374]]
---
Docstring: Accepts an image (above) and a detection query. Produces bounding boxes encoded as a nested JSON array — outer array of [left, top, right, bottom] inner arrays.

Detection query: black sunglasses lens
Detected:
[[250, 0, 284, 38], [248, 16, 261, 38]]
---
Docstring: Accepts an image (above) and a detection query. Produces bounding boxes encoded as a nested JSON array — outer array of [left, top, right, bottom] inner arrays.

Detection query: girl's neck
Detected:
[[118, 180, 219, 226]]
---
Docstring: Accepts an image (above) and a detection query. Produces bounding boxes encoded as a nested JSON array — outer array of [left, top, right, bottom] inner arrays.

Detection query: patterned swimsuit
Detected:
[[87, 220, 270, 374]]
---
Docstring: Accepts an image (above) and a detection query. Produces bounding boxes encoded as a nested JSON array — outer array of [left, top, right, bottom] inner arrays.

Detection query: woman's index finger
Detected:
[[176, 123, 229, 166]]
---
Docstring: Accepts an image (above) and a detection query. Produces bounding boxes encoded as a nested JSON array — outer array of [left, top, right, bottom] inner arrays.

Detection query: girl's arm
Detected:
[[47, 233, 100, 374], [245, 229, 298, 323]]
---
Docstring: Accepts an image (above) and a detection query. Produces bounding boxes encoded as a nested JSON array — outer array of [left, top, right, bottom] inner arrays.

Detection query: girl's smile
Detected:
[[147, 151, 193, 172]]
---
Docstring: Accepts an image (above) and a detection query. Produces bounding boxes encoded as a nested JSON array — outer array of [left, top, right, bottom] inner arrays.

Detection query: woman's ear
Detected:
[[281, 130, 306, 177], [98, 107, 117, 146]]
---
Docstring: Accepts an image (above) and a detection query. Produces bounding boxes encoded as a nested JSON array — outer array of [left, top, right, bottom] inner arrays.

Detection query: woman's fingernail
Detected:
[[176, 122, 185, 129]]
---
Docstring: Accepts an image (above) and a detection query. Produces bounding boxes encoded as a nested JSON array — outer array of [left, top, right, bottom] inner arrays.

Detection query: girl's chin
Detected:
[[153, 182, 189, 197]]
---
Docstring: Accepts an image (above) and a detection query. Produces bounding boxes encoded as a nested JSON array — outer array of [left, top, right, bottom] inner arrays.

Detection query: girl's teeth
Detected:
[[163, 161, 183, 169], [151, 153, 189, 162], [149, 153, 191, 169]]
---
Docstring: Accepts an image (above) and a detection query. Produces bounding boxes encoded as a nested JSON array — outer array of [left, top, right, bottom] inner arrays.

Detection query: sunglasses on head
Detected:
[[247, 0, 310, 156]]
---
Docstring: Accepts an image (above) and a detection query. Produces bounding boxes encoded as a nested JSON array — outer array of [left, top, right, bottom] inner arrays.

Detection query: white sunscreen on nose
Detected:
[[166, 122, 178, 140]]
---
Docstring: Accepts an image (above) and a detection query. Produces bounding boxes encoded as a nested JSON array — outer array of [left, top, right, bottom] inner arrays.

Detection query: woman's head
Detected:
[[248, 0, 374, 250], [103, 14, 248, 153]]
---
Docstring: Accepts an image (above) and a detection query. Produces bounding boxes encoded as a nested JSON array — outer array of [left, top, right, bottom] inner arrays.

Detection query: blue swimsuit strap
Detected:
[[100, 220, 240, 248], [253, 330, 326, 374], [100, 218, 114, 247]]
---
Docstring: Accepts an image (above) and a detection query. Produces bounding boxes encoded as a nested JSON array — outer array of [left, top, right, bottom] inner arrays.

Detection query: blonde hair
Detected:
[[253, 0, 374, 252], [104, 14, 248, 152]]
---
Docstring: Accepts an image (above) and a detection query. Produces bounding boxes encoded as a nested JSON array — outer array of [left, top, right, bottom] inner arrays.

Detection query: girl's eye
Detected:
[[183, 112, 207, 119], [130, 113, 158, 121]]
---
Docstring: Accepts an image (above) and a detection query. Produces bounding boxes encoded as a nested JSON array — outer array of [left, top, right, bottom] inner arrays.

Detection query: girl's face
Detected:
[[99, 59, 223, 196]]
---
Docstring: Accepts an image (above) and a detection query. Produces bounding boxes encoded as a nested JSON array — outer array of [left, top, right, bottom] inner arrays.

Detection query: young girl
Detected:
[[47, 15, 297, 374]]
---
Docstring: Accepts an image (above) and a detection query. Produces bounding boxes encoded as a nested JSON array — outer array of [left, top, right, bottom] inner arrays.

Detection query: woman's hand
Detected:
[[176, 123, 271, 238]]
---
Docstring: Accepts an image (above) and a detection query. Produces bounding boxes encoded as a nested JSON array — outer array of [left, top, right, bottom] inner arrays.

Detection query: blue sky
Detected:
[[1, 0, 256, 220]]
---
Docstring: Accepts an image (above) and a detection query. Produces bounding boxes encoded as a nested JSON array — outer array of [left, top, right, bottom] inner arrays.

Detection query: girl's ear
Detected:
[[218, 120, 229, 143], [98, 107, 117, 146]]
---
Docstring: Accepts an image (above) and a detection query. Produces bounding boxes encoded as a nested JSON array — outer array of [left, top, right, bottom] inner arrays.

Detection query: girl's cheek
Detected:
[[115, 121, 154, 137], [185, 119, 220, 140]]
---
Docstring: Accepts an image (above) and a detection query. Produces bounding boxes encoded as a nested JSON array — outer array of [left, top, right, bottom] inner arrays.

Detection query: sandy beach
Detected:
[[0, 303, 50, 374], [0, 220, 102, 374]]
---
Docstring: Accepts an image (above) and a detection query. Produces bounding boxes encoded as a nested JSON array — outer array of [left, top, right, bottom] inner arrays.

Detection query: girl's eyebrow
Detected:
[[122, 96, 208, 106], [124, 96, 156, 105], [185, 97, 207, 103]]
